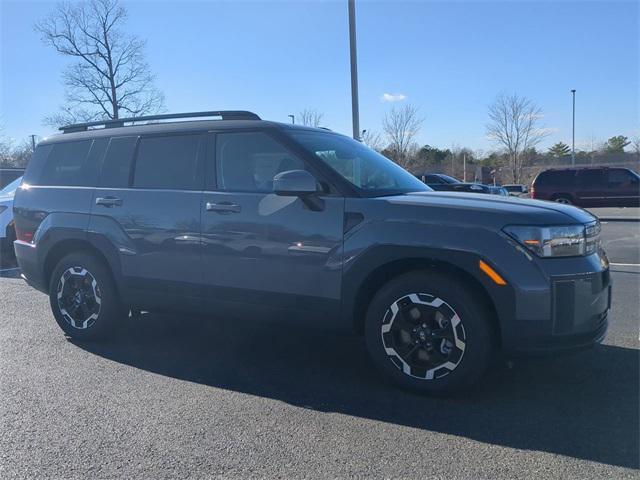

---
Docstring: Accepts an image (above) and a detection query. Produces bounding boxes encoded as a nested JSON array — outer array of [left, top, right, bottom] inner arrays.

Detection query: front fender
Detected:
[[340, 216, 518, 340]]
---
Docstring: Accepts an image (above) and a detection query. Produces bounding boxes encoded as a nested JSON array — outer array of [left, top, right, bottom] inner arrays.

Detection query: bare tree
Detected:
[[486, 93, 549, 183], [382, 104, 423, 168], [0, 137, 12, 167], [0, 132, 33, 168], [361, 130, 385, 152], [36, 0, 164, 127], [298, 108, 324, 127], [632, 135, 640, 161]]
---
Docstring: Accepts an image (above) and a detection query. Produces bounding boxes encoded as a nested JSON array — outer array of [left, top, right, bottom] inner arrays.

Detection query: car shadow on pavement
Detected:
[[74, 312, 639, 470]]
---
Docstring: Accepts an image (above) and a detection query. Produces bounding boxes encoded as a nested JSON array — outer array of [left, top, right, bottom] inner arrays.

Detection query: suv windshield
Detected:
[[289, 130, 430, 196]]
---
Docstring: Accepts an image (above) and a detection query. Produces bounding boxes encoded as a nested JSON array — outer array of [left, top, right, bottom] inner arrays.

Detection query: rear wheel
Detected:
[[553, 195, 572, 205], [364, 271, 493, 394], [49, 252, 123, 341]]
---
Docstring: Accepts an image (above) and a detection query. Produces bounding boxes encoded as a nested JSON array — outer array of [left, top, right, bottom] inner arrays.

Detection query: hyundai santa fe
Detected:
[[13, 111, 611, 394]]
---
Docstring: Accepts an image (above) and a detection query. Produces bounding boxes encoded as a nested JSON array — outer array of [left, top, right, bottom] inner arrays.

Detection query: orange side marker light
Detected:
[[479, 260, 507, 286]]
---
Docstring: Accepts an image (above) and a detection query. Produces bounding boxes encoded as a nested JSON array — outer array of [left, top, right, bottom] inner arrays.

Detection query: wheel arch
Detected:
[[345, 248, 506, 347], [43, 237, 122, 297]]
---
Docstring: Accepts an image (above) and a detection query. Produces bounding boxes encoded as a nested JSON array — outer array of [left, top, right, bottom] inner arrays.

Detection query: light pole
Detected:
[[29, 134, 37, 151], [288, 114, 295, 124], [348, 0, 360, 141], [571, 89, 576, 166]]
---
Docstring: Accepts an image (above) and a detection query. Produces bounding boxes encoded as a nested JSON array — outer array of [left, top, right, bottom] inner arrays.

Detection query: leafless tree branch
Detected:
[[36, 0, 164, 127], [361, 130, 385, 152], [486, 93, 548, 183], [299, 108, 324, 128], [382, 104, 423, 168]]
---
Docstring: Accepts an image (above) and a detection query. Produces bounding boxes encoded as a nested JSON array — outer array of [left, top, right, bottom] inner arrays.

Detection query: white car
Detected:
[[502, 184, 529, 197], [0, 176, 22, 252]]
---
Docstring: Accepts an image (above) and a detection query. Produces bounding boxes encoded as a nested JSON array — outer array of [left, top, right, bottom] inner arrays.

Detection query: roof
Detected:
[[40, 119, 334, 145]]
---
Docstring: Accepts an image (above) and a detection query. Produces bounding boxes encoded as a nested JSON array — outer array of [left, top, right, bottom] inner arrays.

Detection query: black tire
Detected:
[[49, 252, 123, 341], [364, 271, 493, 394], [553, 195, 572, 205]]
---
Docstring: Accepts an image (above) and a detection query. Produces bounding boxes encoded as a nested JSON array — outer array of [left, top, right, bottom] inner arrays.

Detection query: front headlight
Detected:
[[504, 222, 600, 257]]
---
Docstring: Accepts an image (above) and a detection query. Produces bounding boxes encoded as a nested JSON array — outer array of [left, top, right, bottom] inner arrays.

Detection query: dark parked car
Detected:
[[531, 167, 640, 207], [449, 183, 508, 196], [0, 168, 25, 189], [417, 173, 461, 191], [14, 111, 610, 394]]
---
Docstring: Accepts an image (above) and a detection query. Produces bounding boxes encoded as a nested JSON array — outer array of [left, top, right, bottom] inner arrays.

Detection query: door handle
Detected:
[[95, 196, 123, 207], [206, 202, 241, 214]]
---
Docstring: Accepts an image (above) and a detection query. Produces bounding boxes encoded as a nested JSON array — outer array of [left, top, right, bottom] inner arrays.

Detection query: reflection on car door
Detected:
[[200, 130, 344, 325], [90, 133, 205, 310]]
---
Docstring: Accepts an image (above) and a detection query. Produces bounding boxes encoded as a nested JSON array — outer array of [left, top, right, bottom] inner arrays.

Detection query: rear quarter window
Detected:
[[25, 140, 99, 187], [536, 170, 576, 187]]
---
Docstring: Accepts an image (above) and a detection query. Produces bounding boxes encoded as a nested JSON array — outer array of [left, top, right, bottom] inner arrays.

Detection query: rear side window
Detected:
[[424, 175, 442, 184], [536, 170, 575, 186], [30, 140, 95, 186], [577, 169, 605, 187], [133, 134, 203, 190], [100, 136, 138, 188]]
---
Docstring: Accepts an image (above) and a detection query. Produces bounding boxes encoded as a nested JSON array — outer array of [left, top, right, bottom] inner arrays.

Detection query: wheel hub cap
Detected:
[[380, 293, 466, 380], [56, 267, 102, 329]]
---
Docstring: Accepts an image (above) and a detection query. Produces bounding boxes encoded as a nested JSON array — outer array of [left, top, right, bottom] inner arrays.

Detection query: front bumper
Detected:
[[500, 251, 611, 355]]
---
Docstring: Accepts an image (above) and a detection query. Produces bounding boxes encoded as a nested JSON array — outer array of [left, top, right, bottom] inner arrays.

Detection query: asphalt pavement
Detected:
[[0, 222, 638, 479]]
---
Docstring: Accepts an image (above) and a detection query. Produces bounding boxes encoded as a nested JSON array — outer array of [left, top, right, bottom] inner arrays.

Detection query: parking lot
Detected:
[[0, 219, 638, 479]]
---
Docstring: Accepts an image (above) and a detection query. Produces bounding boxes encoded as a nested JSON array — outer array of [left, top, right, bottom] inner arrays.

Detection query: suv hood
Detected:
[[385, 191, 597, 225]]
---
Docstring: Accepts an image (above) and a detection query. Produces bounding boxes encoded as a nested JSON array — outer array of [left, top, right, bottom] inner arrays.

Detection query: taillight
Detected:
[[530, 184, 536, 198], [15, 224, 35, 243]]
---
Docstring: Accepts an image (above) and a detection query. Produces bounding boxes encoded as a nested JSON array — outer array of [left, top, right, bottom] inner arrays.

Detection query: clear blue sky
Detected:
[[1, 0, 638, 152]]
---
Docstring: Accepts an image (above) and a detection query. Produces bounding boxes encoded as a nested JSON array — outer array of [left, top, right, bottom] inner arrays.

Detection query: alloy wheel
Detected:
[[56, 267, 102, 329], [380, 293, 466, 380]]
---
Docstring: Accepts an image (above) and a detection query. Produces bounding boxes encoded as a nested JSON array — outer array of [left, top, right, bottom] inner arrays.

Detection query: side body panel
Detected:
[[200, 129, 345, 326], [88, 189, 203, 310]]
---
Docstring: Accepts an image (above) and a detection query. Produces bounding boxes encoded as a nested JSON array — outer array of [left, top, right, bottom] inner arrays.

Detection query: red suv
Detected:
[[531, 167, 640, 207]]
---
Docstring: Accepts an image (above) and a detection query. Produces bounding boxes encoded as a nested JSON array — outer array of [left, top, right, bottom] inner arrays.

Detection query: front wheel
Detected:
[[49, 252, 123, 341], [364, 271, 493, 394]]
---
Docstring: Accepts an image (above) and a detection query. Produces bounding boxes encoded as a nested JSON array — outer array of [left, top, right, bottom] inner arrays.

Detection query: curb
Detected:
[[596, 217, 640, 222]]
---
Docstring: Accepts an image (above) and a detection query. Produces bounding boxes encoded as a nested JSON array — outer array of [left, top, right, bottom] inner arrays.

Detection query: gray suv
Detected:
[[13, 111, 611, 394]]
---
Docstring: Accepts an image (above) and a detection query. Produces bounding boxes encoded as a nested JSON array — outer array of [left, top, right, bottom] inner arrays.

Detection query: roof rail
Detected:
[[59, 110, 261, 133]]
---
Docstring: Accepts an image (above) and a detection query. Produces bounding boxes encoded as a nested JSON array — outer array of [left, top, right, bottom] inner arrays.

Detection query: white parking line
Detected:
[[610, 263, 640, 267]]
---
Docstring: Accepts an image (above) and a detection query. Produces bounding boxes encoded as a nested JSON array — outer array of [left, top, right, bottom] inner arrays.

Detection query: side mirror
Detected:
[[273, 170, 318, 196]]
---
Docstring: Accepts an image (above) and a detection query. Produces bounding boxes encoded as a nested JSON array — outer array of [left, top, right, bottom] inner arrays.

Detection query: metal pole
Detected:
[[348, 0, 360, 141], [571, 89, 576, 166], [288, 114, 295, 124], [463, 153, 466, 182], [29, 135, 37, 151]]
